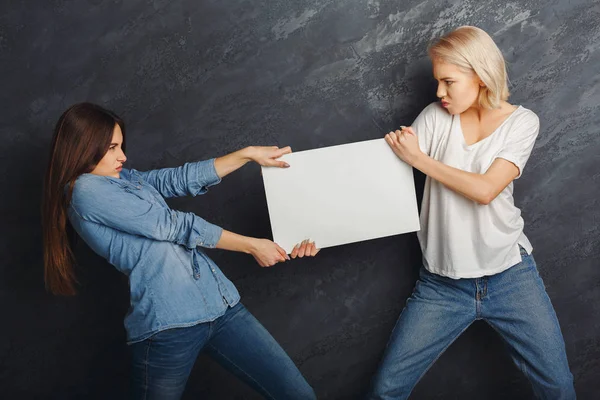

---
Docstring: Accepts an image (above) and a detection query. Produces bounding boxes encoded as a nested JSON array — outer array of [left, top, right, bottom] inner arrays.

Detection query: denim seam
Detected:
[[406, 321, 474, 398], [206, 343, 276, 400], [207, 316, 214, 339], [483, 278, 488, 298], [142, 337, 153, 400], [475, 279, 481, 318]]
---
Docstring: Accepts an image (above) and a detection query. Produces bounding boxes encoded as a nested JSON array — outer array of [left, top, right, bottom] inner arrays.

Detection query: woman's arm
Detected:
[[133, 146, 292, 198], [71, 176, 318, 266], [133, 160, 221, 198], [70, 176, 223, 249], [214, 146, 291, 178], [215, 230, 290, 267], [216, 231, 319, 267], [385, 128, 518, 205], [413, 156, 518, 205]]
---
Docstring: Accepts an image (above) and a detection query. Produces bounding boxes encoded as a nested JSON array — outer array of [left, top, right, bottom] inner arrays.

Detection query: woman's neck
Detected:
[[464, 101, 517, 121]]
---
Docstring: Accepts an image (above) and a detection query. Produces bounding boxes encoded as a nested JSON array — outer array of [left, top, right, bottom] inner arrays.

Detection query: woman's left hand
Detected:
[[248, 146, 292, 168], [385, 126, 423, 166], [290, 239, 320, 259]]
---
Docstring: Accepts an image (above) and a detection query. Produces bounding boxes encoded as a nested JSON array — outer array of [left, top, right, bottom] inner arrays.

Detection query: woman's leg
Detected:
[[130, 322, 211, 400], [483, 248, 576, 399], [204, 302, 316, 400], [367, 267, 476, 400]]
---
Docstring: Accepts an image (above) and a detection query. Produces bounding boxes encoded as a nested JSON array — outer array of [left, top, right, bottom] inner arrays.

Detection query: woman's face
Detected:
[[90, 124, 127, 178], [432, 58, 483, 115]]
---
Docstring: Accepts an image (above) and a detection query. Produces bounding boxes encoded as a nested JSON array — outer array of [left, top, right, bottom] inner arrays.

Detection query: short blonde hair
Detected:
[[428, 26, 510, 109]]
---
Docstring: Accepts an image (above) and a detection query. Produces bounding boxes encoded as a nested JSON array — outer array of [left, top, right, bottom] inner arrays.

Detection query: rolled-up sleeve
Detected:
[[70, 176, 223, 249], [134, 159, 222, 198], [496, 112, 540, 179]]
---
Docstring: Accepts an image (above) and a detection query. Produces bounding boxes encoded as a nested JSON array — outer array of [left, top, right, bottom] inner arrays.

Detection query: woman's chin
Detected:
[[446, 105, 467, 115]]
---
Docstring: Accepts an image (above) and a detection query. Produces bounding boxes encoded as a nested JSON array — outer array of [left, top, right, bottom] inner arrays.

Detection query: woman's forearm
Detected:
[[213, 147, 255, 179], [214, 229, 257, 254], [413, 155, 494, 205]]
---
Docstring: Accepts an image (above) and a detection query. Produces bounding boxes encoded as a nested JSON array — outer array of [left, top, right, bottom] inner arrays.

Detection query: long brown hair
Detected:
[[42, 102, 126, 295]]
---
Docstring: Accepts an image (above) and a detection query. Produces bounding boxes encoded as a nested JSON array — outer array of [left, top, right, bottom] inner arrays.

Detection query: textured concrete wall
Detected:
[[1, 0, 598, 398]]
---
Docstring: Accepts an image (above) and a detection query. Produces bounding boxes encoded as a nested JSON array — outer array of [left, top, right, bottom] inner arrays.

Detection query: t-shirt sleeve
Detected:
[[496, 111, 540, 179], [410, 102, 438, 157]]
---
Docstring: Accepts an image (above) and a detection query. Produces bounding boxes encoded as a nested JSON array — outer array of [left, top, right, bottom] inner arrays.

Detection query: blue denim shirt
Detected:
[[67, 159, 240, 344]]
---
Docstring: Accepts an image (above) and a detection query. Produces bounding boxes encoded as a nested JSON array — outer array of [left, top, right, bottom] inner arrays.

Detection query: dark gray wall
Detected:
[[1, 0, 598, 399]]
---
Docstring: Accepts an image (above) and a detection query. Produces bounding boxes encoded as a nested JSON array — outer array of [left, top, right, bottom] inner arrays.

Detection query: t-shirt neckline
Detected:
[[455, 105, 523, 149]]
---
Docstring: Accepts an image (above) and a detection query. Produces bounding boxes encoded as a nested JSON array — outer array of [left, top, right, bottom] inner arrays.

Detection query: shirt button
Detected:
[[194, 273, 200, 279]]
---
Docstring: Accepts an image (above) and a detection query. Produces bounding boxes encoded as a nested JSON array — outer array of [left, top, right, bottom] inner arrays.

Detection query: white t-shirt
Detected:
[[412, 102, 540, 278]]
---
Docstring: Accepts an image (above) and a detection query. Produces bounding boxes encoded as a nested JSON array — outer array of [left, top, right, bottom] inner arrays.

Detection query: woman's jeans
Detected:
[[130, 302, 316, 400], [368, 247, 575, 400]]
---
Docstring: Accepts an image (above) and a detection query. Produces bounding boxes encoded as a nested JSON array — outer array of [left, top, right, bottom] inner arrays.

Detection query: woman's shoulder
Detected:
[[70, 173, 137, 215], [72, 174, 102, 191], [414, 101, 452, 131], [515, 105, 539, 120], [75, 169, 135, 188], [74, 173, 113, 187], [510, 105, 540, 130], [418, 101, 453, 123], [422, 101, 447, 115], [72, 173, 126, 201]]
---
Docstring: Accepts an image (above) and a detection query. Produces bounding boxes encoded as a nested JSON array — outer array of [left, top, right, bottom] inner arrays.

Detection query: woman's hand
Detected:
[[248, 146, 292, 168], [385, 126, 423, 166], [249, 238, 290, 267], [290, 239, 320, 259]]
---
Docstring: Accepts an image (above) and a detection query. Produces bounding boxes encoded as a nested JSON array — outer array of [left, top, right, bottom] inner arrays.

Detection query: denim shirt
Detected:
[[67, 159, 240, 344]]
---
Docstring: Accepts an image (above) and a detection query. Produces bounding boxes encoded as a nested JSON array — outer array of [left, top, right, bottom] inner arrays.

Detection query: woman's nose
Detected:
[[436, 84, 446, 99]]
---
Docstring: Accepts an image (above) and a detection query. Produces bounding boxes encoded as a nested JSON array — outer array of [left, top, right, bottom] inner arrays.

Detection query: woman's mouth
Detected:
[[441, 101, 449, 108]]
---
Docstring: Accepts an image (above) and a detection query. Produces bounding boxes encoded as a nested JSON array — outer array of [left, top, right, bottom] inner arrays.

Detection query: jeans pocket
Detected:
[[419, 265, 435, 280], [513, 250, 538, 277], [518, 244, 529, 258]]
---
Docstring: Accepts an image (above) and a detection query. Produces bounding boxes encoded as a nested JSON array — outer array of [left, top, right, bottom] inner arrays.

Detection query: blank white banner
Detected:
[[261, 138, 420, 254]]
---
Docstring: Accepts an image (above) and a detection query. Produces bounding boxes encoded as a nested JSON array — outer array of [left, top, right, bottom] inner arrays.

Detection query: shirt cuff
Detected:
[[188, 159, 222, 196], [198, 222, 223, 248], [495, 154, 524, 179]]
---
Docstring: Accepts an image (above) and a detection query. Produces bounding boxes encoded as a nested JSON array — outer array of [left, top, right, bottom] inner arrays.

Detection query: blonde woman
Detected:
[[368, 26, 575, 399]]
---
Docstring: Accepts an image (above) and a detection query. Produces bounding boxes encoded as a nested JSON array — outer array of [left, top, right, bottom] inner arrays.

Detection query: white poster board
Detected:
[[261, 138, 420, 254]]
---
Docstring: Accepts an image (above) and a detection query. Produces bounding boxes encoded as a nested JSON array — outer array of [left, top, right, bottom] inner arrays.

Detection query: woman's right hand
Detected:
[[249, 239, 290, 267]]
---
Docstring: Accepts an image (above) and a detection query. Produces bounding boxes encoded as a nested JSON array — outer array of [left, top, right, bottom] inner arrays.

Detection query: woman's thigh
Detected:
[[483, 251, 575, 399], [130, 323, 211, 400], [205, 303, 316, 400], [368, 268, 476, 399]]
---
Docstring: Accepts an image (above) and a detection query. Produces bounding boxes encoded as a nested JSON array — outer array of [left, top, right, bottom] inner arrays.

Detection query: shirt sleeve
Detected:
[[70, 177, 223, 249], [410, 102, 438, 157], [495, 111, 540, 179], [132, 158, 222, 198]]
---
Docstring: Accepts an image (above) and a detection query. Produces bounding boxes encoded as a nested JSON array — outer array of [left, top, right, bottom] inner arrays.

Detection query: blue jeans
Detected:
[[130, 302, 316, 400], [368, 247, 575, 399]]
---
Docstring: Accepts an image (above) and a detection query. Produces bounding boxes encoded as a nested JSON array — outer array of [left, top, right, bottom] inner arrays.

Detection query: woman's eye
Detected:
[[446, 81, 454, 86]]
